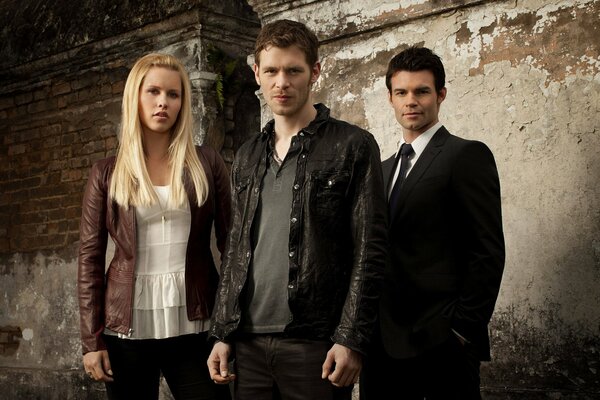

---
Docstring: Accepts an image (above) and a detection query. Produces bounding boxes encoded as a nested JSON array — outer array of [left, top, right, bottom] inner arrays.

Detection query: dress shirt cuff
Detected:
[[452, 329, 470, 344]]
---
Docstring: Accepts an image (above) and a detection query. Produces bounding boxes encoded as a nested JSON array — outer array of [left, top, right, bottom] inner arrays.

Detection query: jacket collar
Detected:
[[260, 103, 330, 140]]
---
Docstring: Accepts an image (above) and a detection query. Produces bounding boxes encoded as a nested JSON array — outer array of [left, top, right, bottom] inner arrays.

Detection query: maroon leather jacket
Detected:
[[78, 145, 231, 354]]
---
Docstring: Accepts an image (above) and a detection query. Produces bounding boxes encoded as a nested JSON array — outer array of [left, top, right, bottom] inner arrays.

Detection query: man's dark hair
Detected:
[[254, 19, 319, 67], [385, 46, 445, 93]]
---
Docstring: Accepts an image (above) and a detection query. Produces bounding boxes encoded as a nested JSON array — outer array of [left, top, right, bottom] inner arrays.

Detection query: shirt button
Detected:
[[254, 188, 259, 193], [327, 180, 333, 187], [291, 217, 297, 223], [246, 251, 251, 258], [293, 184, 300, 190], [288, 284, 294, 289], [301, 154, 306, 159], [288, 251, 295, 257], [299, 132, 304, 136]]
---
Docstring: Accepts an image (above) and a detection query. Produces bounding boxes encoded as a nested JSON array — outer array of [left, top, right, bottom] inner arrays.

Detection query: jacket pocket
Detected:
[[310, 170, 351, 215]]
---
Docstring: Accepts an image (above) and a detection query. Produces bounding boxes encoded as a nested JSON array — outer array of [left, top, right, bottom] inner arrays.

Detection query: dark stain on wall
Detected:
[[486, 308, 599, 397], [0, 326, 22, 356]]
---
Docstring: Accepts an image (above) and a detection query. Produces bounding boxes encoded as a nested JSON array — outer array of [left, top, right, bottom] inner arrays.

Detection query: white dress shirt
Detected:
[[388, 121, 443, 198]]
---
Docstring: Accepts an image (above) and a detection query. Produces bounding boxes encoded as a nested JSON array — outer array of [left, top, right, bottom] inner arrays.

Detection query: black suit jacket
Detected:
[[379, 126, 505, 361]]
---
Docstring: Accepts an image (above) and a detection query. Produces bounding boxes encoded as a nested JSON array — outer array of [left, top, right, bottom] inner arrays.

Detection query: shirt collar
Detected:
[[396, 121, 443, 158]]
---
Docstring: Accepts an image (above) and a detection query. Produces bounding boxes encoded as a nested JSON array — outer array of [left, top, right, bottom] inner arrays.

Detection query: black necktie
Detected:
[[388, 143, 414, 217]]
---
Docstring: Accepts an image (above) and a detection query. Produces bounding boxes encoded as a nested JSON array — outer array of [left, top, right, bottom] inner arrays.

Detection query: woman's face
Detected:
[[138, 66, 182, 137]]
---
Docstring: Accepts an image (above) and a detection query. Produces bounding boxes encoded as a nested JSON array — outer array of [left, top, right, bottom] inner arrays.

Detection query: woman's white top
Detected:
[[105, 185, 210, 340]]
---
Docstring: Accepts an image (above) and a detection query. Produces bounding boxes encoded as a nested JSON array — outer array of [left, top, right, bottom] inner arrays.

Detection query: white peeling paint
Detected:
[[466, 13, 496, 34], [22, 328, 33, 341], [362, 77, 399, 157], [340, 91, 357, 102], [533, 0, 595, 33], [580, 55, 600, 71], [331, 24, 427, 61], [533, 4, 561, 33], [481, 33, 494, 47], [345, 2, 398, 24], [399, 0, 427, 7]]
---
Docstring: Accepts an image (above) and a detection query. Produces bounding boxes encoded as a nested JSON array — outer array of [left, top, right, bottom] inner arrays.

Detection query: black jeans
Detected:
[[360, 334, 481, 400], [233, 335, 353, 400], [104, 332, 231, 400]]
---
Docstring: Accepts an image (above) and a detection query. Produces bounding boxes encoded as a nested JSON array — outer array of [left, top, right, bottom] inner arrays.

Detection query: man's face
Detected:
[[254, 45, 320, 119], [388, 70, 446, 138]]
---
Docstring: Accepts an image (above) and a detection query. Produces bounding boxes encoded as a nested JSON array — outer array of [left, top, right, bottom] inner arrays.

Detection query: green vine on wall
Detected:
[[206, 45, 240, 111]]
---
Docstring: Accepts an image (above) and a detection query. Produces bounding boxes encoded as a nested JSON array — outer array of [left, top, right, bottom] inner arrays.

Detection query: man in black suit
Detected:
[[360, 46, 505, 399]]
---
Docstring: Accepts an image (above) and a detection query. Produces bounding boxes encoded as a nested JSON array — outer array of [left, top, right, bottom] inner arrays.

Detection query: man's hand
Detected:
[[207, 341, 236, 384], [321, 343, 362, 387], [83, 350, 114, 382]]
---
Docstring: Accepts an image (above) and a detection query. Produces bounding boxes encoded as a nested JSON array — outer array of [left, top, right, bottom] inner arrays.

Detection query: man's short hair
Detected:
[[254, 19, 319, 67], [386, 46, 446, 93]]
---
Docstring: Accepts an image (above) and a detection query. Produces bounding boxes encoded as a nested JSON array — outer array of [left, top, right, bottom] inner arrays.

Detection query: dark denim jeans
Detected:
[[233, 335, 353, 400], [104, 332, 231, 400]]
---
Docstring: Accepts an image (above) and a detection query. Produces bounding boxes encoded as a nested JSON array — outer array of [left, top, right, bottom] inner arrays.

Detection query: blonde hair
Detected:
[[109, 53, 208, 209]]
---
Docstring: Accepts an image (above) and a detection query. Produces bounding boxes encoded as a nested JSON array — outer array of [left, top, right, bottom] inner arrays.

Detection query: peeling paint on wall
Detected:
[[453, 0, 600, 83]]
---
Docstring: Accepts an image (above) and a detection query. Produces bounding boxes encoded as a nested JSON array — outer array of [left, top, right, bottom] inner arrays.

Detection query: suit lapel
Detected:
[[382, 154, 398, 195], [391, 127, 450, 222]]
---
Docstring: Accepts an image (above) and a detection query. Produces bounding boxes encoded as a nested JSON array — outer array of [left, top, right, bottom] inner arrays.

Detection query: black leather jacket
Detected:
[[210, 104, 387, 354]]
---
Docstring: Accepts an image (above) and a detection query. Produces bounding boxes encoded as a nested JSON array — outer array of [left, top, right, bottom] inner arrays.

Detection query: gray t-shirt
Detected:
[[241, 138, 300, 333]]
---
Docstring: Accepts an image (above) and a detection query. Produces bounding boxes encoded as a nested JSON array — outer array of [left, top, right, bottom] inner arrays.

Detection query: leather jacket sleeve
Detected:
[[209, 147, 245, 341], [77, 159, 111, 354], [331, 133, 388, 353], [208, 146, 232, 261]]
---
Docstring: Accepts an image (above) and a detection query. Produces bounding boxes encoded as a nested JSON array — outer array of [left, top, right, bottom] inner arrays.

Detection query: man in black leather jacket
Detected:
[[207, 19, 387, 400]]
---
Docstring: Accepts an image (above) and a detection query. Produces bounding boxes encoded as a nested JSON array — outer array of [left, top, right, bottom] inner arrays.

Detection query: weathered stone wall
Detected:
[[248, 0, 600, 398], [0, 1, 258, 398], [1, 0, 599, 398]]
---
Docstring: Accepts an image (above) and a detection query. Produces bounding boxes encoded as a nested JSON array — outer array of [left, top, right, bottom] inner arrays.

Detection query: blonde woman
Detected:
[[78, 53, 231, 400]]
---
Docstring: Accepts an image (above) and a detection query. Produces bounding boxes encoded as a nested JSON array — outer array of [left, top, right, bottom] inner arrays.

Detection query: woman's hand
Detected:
[[83, 350, 114, 382]]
